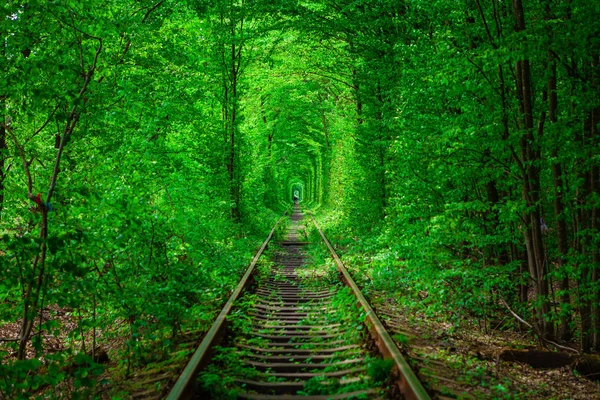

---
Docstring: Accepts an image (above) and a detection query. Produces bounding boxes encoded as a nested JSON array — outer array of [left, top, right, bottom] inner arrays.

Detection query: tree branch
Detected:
[[142, 0, 165, 23], [24, 104, 60, 145], [474, 0, 497, 48], [499, 296, 579, 354], [46, 39, 102, 204], [466, 57, 502, 97]]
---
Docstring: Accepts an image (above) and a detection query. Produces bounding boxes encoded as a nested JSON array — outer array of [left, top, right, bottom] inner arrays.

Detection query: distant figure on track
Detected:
[[293, 191, 299, 205]]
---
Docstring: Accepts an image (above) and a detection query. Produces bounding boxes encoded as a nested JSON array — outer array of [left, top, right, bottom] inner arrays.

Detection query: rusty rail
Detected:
[[166, 213, 287, 400], [310, 214, 431, 400]]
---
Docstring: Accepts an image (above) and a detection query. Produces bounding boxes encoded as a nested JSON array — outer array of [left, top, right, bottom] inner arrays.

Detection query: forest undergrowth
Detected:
[[309, 212, 600, 399]]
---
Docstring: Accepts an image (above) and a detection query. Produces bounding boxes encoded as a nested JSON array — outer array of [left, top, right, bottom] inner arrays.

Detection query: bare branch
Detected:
[[499, 296, 579, 354], [474, 0, 497, 48], [70, 13, 85, 74], [466, 57, 502, 97], [24, 104, 60, 145], [142, 0, 165, 23]]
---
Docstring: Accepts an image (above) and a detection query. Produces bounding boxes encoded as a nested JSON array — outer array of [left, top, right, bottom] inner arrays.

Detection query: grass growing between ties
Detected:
[[196, 293, 277, 399], [196, 223, 396, 398], [294, 235, 340, 292]]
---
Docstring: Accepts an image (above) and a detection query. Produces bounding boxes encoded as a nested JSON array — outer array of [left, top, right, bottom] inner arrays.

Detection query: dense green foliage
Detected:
[[0, 1, 281, 396], [1, 0, 600, 396], [299, 0, 600, 352]]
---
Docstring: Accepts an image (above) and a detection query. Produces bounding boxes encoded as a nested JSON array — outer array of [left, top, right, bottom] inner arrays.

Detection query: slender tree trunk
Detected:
[[0, 104, 5, 215], [518, 247, 529, 303], [1, 30, 6, 215], [590, 54, 600, 351], [548, 51, 572, 341], [575, 52, 600, 352], [512, 0, 554, 339], [376, 83, 387, 216], [592, 161, 600, 350], [219, 4, 245, 222], [498, 64, 526, 300], [319, 94, 330, 148], [552, 154, 572, 341], [229, 37, 239, 221], [578, 161, 593, 352], [18, 210, 48, 359], [349, 41, 363, 126], [353, 76, 363, 125]]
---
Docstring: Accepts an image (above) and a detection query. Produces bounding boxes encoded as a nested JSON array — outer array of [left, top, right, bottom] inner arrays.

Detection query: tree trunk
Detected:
[[219, 5, 244, 222], [577, 111, 595, 352], [590, 54, 600, 351], [229, 37, 239, 221], [376, 83, 387, 216], [552, 155, 572, 341], [349, 40, 363, 126], [17, 210, 48, 359], [512, 0, 554, 339], [319, 94, 330, 148], [575, 51, 600, 352], [0, 35, 6, 215], [548, 47, 572, 341], [590, 104, 600, 351], [0, 106, 5, 215]]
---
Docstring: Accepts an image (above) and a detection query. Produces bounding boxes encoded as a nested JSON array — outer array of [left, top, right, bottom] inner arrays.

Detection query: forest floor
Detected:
[[301, 228, 600, 399], [0, 305, 79, 361], [3, 229, 600, 399], [6, 298, 597, 399], [370, 293, 600, 399]]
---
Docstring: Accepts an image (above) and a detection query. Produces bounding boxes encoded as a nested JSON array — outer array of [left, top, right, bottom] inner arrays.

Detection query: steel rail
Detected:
[[310, 215, 431, 400], [166, 213, 287, 400]]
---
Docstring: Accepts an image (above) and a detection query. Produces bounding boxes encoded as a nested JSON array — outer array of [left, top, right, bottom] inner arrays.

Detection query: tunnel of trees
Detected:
[[1, 0, 600, 395]]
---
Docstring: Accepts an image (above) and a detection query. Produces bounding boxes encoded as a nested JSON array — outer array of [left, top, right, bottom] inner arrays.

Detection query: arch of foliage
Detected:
[[2, 0, 600, 396]]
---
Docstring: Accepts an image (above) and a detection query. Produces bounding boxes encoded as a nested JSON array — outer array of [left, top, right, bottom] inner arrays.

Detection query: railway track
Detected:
[[162, 206, 430, 399]]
